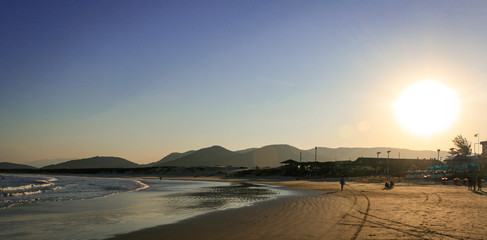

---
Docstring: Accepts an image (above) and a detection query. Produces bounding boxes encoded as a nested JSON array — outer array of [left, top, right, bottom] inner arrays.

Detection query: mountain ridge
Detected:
[[151, 144, 447, 168], [26, 158, 73, 168], [0, 162, 37, 169], [42, 156, 140, 169], [158, 145, 254, 167], [2, 145, 448, 170], [146, 150, 196, 167]]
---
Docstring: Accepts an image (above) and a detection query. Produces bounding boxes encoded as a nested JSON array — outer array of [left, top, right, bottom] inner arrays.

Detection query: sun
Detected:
[[393, 79, 461, 137]]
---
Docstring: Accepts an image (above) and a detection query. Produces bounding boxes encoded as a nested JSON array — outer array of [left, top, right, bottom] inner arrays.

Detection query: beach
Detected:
[[0, 176, 289, 240], [110, 179, 487, 240]]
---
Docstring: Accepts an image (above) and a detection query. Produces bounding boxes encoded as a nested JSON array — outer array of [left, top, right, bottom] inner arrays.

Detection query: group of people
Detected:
[[339, 177, 395, 191], [385, 180, 394, 189], [466, 175, 483, 191]]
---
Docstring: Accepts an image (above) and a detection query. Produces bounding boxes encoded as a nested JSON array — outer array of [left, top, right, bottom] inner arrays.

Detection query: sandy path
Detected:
[[109, 180, 487, 240]]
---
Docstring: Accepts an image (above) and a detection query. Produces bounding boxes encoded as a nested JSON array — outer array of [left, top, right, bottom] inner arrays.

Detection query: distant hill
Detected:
[[26, 158, 72, 168], [42, 156, 140, 169], [158, 146, 254, 167], [0, 162, 37, 170], [152, 145, 448, 168], [235, 148, 258, 154], [243, 144, 309, 168], [146, 150, 196, 167]]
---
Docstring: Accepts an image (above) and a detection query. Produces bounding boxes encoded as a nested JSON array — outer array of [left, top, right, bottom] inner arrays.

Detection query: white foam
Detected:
[[1, 182, 54, 192], [1, 174, 147, 209]]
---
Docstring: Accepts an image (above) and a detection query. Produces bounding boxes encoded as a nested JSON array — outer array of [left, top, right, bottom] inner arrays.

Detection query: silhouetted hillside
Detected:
[[243, 144, 313, 168], [42, 156, 140, 169], [155, 145, 447, 168], [235, 148, 258, 154], [146, 150, 196, 167], [159, 146, 254, 167], [26, 158, 72, 168], [0, 162, 37, 170]]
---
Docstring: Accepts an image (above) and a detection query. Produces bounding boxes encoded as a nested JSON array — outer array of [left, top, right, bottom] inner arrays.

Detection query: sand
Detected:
[[109, 179, 487, 240]]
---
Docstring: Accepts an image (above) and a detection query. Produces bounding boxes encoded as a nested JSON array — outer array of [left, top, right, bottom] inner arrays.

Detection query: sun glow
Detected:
[[393, 79, 461, 137]]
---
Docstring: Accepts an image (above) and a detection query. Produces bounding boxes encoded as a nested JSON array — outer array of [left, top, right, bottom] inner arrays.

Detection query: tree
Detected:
[[450, 135, 472, 156], [448, 148, 456, 156]]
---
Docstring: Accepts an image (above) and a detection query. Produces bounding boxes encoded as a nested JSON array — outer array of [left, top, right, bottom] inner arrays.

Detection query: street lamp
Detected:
[[437, 149, 440, 161], [376, 152, 381, 175], [387, 150, 391, 175]]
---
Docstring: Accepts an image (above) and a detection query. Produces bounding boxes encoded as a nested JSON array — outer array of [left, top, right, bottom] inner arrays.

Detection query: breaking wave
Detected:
[[0, 174, 147, 209]]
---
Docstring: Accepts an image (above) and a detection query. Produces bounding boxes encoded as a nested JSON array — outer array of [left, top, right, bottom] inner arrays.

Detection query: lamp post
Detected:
[[315, 146, 317, 162], [387, 150, 391, 175], [376, 152, 381, 175], [475, 133, 480, 156], [478, 134, 480, 156], [437, 149, 440, 161]]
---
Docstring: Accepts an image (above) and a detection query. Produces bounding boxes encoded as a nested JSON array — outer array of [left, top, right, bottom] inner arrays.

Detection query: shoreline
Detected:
[[1, 176, 285, 240], [108, 179, 345, 240], [109, 177, 487, 240]]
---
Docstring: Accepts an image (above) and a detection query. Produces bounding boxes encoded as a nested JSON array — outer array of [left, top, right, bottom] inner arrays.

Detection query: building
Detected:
[[354, 157, 442, 175], [444, 155, 477, 172]]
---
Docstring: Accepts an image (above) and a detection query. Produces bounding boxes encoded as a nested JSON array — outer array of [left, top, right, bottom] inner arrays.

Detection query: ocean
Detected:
[[0, 174, 291, 240]]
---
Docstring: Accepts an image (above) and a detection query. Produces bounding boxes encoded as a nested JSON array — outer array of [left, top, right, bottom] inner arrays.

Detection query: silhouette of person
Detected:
[[390, 181, 394, 188], [385, 181, 390, 188], [340, 177, 345, 191]]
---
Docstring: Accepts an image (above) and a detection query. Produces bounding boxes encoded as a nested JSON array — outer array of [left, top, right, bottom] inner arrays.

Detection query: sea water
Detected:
[[0, 174, 291, 240], [0, 174, 148, 209]]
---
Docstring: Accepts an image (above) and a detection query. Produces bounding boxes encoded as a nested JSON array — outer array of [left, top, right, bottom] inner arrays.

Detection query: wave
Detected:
[[134, 180, 149, 191], [1, 174, 148, 210], [1, 182, 55, 192]]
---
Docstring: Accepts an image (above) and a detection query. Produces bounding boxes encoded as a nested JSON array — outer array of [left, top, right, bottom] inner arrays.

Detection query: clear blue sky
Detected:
[[2, 0, 487, 164]]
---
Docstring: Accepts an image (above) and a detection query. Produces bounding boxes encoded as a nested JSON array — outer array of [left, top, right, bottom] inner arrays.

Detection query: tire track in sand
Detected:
[[341, 187, 475, 240], [344, 185, 370, 240]]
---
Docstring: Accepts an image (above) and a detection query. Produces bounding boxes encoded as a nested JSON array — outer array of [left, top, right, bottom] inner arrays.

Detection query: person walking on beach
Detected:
[[340, 177, 345, 191]]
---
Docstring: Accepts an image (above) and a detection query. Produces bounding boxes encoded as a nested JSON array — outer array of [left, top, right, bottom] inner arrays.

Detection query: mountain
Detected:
[[0, 162, 37, 169], [158, 145, 254, 167], [146, 150, 196, 167], [42, 156, 140, 169], [243, 144, 311, 168], [155, 144, 448, 168], [235, 148, 258, 154], [26, 158, 72, 168]]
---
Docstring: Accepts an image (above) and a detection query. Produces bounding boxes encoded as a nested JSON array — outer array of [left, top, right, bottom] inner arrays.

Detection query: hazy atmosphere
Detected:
[[2, 0, 487, 164]]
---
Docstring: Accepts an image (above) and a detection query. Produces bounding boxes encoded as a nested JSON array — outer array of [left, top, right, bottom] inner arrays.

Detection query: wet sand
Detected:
[[109, 179, 487, 240]]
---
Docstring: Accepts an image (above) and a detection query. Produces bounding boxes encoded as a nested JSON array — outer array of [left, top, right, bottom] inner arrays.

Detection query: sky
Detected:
[[1, 0, 487, 164]]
